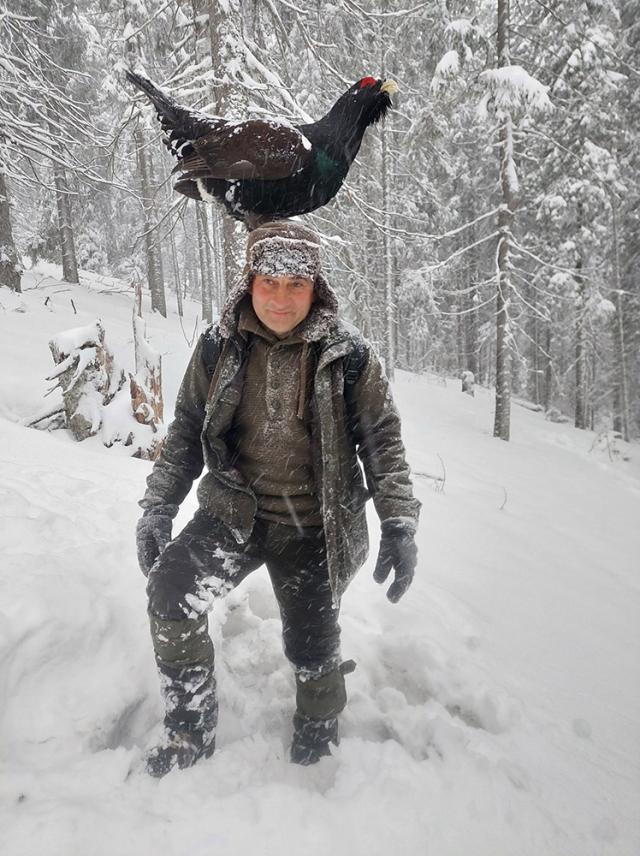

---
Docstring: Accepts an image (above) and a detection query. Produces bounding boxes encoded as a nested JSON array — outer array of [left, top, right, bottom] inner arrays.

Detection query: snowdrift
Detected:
[[1, 267, 639, 856]]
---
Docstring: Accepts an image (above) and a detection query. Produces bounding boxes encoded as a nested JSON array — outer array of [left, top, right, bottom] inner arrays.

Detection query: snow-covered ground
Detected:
[[1, 267, 639, 856]]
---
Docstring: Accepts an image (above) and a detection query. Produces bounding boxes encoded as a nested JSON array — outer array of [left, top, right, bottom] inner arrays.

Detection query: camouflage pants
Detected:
[[146, 511, 345, 733]]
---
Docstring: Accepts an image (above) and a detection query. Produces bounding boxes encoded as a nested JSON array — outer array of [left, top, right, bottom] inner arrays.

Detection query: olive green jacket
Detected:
[[140, 319, 420, 600]]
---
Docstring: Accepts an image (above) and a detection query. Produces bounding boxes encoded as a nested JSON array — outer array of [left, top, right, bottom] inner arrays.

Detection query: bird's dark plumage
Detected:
[[125, 69, 397, 229]]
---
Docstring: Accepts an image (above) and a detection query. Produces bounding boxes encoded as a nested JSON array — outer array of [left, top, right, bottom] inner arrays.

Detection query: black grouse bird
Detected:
[[125, 70, 398, 229]]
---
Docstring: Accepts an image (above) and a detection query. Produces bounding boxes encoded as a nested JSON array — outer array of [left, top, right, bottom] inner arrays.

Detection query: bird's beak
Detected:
[[380, 80, 399, 95]]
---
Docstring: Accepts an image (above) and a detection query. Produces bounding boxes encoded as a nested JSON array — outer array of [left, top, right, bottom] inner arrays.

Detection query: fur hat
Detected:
[[218, 220, 339, 340], [246, 221, 322, 280]]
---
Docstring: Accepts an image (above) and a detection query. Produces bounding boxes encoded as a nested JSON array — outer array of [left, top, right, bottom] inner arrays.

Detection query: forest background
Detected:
[[1, 0, 638, 443]]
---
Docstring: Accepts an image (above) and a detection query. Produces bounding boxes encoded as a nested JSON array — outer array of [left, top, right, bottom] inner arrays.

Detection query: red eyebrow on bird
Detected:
[[358, 76, 377, 89]]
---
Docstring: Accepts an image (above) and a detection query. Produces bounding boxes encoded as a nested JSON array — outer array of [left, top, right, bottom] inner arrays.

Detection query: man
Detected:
[[136, 220, 420, 777]]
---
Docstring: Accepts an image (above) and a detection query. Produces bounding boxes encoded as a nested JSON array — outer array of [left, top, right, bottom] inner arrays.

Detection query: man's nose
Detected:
[[270, 285, 291, 305]]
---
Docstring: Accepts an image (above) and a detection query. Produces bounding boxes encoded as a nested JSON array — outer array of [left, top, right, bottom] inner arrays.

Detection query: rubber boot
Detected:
[[289, 660, 355, 765], [290, 713, 339, 765], [145, 661, 218, 778]]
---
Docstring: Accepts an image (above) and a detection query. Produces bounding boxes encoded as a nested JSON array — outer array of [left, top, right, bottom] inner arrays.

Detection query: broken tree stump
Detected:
[[48, 320, 124, 441]]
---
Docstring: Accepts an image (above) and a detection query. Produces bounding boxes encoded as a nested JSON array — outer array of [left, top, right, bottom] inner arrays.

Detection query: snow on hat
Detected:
[[246, 220, 322, 280]]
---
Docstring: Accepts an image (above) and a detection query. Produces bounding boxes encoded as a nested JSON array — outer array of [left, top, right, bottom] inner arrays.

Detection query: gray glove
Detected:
[[373, 520, 418, 603], [136, 505, 177, 577]]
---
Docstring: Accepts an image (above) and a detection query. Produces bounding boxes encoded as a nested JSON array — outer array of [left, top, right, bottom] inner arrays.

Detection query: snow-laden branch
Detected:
[[130, 197, 188, 255], [345, 183, 501, 243], [2, 131, 124, 192], [510, 237, 600, 278], [296, 20, 352, 86], [414, 289, 497, 318], [116, 0, 175, 43], [273, 0, 309, 15], [510, 270, 582, 305], [343, 0, 434, 19], [433, 50, 460, 83], [242, 42, 314, 123], [523, 127, 623, 200], [425, 231, 503, 275], [478, 65, 553, 116]]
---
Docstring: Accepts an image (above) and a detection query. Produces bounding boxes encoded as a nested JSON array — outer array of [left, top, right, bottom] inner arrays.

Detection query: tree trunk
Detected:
[[52, 150, 79, 283], [172, 230, 184, 319], [494, 237, 511, 440], [574, 203, 587, 430], [135, 127, 167, 317], [212, 209, 226, 312], [574, 273, 586, 429], [222, 214, 239, 297], [130, 313, 165, 460], [493, 0, 516, 441], [380, 37, 395, 380], [542, 322, 553, 412], [465, 219, 479, 378], [530, 316, 542, 404], [0, 169, 21, 292], [37, 0, 78, 286], [168, 205, 183, 319], [147, 149, 167, 317], [529, 288, 541, 405], [48, 321, 122, 441], [132, 314, 164, 422], [357, 208, 376, 343], [208, 0, 248, 287], [160, 155, 183, 318], [610, 197, 630, 441], [455, 294, 464, 377], [123, 3, 164, 316], [184, 205, 199, 301], [197, 204, 213, 323]]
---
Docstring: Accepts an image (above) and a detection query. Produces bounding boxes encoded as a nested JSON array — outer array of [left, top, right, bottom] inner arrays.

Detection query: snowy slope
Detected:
[[1, 267, 639, 856]]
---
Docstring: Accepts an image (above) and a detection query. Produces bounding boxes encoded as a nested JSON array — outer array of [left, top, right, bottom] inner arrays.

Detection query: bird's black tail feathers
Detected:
[[125, 70, 178, 120], [124, 69, 212, 143]]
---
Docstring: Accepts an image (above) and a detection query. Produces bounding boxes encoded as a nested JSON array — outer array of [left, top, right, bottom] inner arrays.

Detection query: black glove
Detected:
[[373, 520, 418, 603], [136, 506, 177, 577]]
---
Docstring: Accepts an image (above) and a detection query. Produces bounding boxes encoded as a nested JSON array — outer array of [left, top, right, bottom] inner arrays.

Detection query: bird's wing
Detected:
[[176, 119, 313, 181]]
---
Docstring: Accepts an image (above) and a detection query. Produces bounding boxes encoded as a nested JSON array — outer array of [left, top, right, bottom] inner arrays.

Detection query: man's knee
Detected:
[[148, 613, 214, 669], [146, 537, 202, 620], [281, 607, 341, 668]]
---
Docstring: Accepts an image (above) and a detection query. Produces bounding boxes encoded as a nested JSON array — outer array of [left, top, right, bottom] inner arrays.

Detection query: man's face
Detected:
[[251, 274, 315, 335]]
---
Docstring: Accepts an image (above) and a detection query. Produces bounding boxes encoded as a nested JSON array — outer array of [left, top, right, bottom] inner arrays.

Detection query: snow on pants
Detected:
[[146, 510, 346, 731]]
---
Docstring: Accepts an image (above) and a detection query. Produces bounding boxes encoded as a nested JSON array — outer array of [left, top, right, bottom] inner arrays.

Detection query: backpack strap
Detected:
[[202, 326, 222, 376], [342, 334, 369, 388], [342, 335, 370, 442], [201, 325, 229, 404]]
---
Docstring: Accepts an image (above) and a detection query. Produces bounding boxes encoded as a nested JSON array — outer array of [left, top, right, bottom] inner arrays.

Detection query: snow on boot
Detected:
[[290, 712, 339, 765], [145, 656, 218, 778], [145, 727, 215, 778]]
